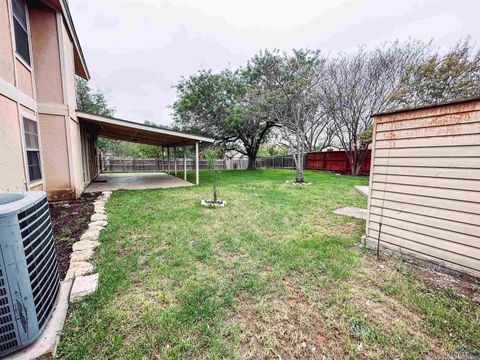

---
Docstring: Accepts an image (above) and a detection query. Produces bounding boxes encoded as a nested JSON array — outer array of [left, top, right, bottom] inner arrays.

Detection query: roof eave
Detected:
[[76, 111, 216, 144], [58, 0, 90, 79]]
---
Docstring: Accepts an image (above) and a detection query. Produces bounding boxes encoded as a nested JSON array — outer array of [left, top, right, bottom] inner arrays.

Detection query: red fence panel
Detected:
[[305, 150, 371, 175]]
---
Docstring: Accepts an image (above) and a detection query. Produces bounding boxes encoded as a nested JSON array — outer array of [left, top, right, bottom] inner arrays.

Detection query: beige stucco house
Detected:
[[0, 0, 213, 201]]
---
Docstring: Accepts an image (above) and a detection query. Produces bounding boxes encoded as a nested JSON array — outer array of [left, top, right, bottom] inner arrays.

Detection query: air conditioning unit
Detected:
[[0, 191, 60, 357]]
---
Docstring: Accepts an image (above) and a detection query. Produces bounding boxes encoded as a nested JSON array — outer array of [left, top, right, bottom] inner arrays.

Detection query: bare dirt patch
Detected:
[[49, 192, 99, 280]]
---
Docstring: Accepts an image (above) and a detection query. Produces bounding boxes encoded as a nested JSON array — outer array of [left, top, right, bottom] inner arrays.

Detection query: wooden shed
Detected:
[[365, 96, 480, 277]]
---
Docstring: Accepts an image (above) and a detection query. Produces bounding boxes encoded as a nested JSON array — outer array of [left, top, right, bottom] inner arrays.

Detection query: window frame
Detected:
[[11, 0, 31, 66], [22, 116, 43, 184]]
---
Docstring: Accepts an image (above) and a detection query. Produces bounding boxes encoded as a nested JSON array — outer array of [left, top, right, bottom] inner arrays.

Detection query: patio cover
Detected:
[[76, 111, 214, 147]]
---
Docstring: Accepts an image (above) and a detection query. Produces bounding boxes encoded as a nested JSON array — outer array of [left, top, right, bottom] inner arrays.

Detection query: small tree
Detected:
[[250, 49, 326, 183], [204, 147, 221, 203]]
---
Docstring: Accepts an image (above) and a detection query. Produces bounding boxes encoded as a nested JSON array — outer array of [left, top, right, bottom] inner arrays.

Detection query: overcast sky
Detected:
[[70, 0, 479, 126]]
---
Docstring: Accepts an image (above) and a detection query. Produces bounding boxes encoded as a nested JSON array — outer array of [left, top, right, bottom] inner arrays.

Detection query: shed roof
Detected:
[[371, 95, 480, 117], [77, 111, 215, 146]]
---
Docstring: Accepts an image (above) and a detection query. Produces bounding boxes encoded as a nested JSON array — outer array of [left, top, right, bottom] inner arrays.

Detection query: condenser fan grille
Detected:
[[18, 198, 60, 329], [0, 269, 18, 354]]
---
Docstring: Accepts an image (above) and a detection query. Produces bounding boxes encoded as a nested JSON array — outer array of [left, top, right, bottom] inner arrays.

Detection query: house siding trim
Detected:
[[0, 76, 37, 111]]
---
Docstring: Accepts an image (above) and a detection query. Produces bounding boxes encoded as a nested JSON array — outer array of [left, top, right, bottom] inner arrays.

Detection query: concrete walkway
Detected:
[[354, 185, 369, 198], [334, 207, 367, 220], [85, 172, 192, 192]]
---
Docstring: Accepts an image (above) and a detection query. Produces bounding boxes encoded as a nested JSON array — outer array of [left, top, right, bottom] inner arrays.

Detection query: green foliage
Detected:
[[172, 69, 246, 139], [172, 67, 278, 169], [204, 147, 221, 202], [76, 77, 115, 116], [98, 138, 139, 157], [392, 39, 480, 106], [204, 148, 220, 169], [135, 143, 163, 159], [360, 125, 373, 144], [257, 145, 288, 157]]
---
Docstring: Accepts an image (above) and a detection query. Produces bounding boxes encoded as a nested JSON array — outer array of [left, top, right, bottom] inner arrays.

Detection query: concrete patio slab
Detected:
[[85, 172, 193, 192], [334, 207, 367, 220], [354, 185, 369, 198]]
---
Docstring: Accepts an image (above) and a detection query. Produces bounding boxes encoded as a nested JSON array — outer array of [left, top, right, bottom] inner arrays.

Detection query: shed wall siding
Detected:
[[366, 101, 480, 277]]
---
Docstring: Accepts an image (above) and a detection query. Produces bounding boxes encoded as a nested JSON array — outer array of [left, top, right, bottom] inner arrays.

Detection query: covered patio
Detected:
[[77, 111, 215, 188], [84, 172, 192, 192]]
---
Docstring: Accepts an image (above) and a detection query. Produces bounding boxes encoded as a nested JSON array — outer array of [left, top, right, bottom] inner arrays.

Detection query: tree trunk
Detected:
[[352, 163, 361, 176], [295, 125, 305, 183], [350, 147, 368, 176], [247, 153, 257, 170], [295, 150, 305, 183]]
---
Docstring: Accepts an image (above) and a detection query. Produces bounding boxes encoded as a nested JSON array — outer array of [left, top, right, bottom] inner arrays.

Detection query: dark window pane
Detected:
[[23, 118, 40, 150], [27, 151, 41, 181], [24, 118, 37, 134], [23, 118, 39, 149], [14, 19, 30, 65], [12, 0, 27, 28]]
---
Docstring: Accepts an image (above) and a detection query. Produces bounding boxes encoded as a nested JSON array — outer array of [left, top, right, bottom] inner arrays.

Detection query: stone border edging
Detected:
[[67, 191, 111, 302]]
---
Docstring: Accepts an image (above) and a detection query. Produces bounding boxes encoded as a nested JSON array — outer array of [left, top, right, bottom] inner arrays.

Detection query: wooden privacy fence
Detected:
[[102, 157, 226, 172], [305, 150, 371, 175], [102, 151, 371, 175]]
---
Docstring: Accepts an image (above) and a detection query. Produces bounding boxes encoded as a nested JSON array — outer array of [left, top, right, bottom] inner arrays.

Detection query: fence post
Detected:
[[167, 147, 171, 174], [183, 146, 187, 181], [195, 142, 199, 185], [161, 147, 165, 171], [174, 147, 177, 176]]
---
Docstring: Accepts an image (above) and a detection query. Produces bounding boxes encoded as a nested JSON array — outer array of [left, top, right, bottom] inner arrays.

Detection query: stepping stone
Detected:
[[334, 207, 367, 220], [70, 273, 99, 303], [80, 229, 100, 241], [354, 185, 369, 198], [95, 209, 105, 215], [65, 261, 94, 280], [72, 240, 99, 252], [70, 248, 94, 262], [91, 213, 107, 222]]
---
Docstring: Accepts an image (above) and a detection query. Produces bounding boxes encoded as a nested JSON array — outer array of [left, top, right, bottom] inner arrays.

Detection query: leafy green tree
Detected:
[[76, 76, 119, 152], [172, 69, 278, 170], [76, 77, 115, 116]]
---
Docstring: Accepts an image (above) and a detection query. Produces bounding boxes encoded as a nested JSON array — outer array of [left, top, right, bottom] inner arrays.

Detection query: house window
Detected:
[[12, 0, 30, 65], [23, 118, 42, 182]]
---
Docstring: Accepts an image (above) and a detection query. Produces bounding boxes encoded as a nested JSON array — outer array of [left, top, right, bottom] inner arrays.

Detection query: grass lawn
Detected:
[[58, 169, 480, 359]]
